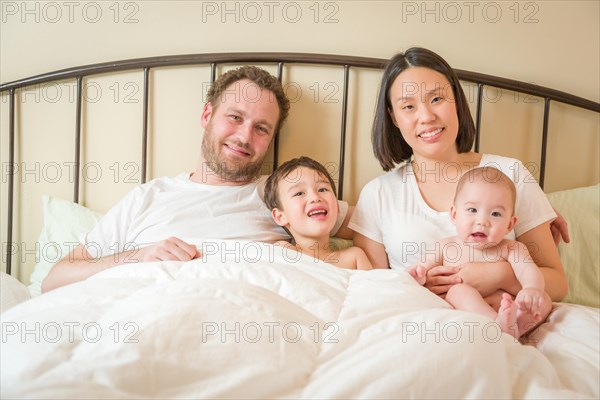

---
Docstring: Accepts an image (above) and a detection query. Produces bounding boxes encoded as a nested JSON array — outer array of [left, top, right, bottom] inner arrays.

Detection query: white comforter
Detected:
[[2, 240, 598, 399]]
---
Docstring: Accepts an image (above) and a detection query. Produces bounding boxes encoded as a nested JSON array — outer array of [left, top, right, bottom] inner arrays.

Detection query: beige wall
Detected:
[[1, 0, 599, 282], [2, 1, 599, 99]]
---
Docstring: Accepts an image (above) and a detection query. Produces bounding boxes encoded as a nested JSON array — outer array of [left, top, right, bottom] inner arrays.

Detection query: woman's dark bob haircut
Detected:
[[372, 47, 476, 171]]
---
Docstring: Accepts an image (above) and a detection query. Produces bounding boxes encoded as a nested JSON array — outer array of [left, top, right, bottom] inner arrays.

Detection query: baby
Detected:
[[264, 156, 372, 270], [409, 167, 551, 338]]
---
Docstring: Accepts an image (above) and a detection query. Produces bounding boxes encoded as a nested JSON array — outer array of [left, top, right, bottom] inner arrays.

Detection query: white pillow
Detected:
[[1, 272, 31, 313], [28, 196, 103, 297], [547, 184, 600, 308]]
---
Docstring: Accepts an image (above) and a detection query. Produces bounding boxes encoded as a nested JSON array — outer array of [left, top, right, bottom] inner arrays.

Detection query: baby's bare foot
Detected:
[[496, 293, 519, 338]]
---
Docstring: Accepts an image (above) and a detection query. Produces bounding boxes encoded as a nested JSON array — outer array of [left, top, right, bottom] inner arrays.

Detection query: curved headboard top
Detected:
[[1, 52, 599, 112]]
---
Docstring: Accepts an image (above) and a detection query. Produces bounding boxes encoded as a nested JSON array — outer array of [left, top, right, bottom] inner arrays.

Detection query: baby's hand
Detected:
[[515, 287, 547, 320], [408, 264, 429, 286]]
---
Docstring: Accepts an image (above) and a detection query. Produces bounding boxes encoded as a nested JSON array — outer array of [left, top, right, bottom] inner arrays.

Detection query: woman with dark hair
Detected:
[[349, 47, 568, 304]]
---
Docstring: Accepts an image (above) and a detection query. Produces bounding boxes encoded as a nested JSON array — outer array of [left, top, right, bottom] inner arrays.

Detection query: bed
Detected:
[[1, 53, 599, 398]]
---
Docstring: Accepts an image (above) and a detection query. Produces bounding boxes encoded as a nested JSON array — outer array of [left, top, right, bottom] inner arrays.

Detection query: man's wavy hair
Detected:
[[206, 65, 290, 135]]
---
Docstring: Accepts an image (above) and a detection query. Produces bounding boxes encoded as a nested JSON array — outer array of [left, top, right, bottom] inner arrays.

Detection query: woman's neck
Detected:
[[411, 152, 481, 183]]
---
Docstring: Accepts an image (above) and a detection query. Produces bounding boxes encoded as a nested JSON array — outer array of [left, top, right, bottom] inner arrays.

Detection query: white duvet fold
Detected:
[[1, 240, 598, 399]]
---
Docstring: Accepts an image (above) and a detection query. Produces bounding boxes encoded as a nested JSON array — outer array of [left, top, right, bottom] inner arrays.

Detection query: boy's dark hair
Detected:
[[207, 65, 290, 135], [264, 156, 337, 211]]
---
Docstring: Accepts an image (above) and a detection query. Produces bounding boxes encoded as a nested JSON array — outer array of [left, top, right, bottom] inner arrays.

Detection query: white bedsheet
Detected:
[[1, 240, 598, 399]]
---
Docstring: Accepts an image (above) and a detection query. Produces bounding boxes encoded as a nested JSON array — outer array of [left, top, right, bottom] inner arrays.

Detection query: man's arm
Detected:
[[41, 237, 200, 293], [42, 244, 132, 293]]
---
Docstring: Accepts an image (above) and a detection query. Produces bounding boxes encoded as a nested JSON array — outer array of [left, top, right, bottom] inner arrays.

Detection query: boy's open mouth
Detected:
[[307, 208, 328, 219]]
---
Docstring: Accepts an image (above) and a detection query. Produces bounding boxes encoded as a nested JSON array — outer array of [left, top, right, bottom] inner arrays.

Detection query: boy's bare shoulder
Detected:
[[337, 245, 370, 259], [337, 246, 372, 270], [338, 245, 363, 255]]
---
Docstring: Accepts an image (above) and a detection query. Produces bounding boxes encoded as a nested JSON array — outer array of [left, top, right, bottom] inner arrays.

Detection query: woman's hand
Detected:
[[550, 208, 570, 246], [456, 261, 520, 297], [407, 263, 432, 285], [423, 266, 462, 296], [423, 261, 521, 298]]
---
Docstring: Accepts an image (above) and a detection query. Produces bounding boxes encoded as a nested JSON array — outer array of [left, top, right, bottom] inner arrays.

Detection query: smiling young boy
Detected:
[[409, 167, 551, 338], [264, 156, 372, 270]]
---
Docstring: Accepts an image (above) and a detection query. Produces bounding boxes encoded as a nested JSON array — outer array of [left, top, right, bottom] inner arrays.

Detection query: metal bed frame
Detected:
[[1, 52, 599, 275]]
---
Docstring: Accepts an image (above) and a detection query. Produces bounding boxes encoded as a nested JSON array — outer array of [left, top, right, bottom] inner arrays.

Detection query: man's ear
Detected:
[[201, 102, 213, 128], [271, 208, 288, 227], [388, 107, 399, 128], [507, 215, 518, 232]]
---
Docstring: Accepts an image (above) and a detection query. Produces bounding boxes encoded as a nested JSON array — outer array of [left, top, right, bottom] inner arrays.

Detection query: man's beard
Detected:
[[201, 122, 265, 182]]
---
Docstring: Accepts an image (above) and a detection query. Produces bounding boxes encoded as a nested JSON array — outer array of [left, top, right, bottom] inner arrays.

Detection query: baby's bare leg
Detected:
[[483, 290, 505, 310], [496, 293, 519, 338], [446, 284, 497, 320], [448, 285, 518, 338], [516, 291, 553, 337]]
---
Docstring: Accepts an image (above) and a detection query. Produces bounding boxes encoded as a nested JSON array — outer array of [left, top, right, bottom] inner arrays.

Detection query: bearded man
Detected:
[[43, 66, 351, 292]]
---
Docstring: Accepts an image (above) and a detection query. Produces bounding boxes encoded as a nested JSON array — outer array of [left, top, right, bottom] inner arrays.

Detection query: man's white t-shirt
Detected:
[[348, 154, 556, 270], [83, 173, 348, 258]]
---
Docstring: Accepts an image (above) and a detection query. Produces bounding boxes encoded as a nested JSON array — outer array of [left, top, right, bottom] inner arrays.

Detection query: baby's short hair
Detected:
[[455, 167, 517, 212], [264, 156, 337, 211]]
